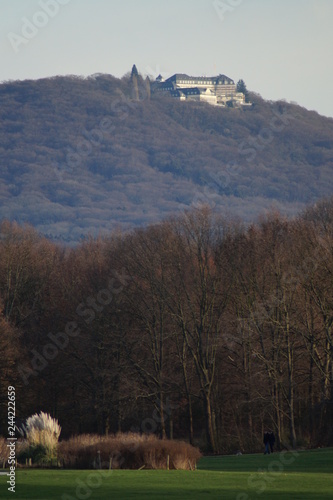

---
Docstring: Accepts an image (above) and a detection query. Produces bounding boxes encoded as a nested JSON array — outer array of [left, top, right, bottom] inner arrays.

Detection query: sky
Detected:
[[1, 0, 333, 117]]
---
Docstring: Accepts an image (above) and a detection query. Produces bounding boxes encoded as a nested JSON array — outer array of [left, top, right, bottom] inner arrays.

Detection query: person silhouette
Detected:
[[263, 431, 270, 454], [268, 431, 275, 453]]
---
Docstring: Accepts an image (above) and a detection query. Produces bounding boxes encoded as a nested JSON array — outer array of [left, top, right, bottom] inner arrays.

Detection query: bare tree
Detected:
[[165, 208, 233, 452]]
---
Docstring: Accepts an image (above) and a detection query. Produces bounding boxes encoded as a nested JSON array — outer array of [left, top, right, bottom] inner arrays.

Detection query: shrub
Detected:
[[0, 437, 9, 465], [17, 444, 49, 463], [19, 412, 61, 463], [25, 412, 61, 447], [57, 434, 101, 469], [58, 433, 201, 470]]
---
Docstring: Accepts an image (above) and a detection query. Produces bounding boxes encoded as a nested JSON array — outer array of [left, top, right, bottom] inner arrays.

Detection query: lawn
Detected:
[[0, 448, 332, 499]]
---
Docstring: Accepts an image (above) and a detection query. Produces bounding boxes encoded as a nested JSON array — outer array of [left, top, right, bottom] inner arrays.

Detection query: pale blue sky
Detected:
[[1, 0, 333, 117]]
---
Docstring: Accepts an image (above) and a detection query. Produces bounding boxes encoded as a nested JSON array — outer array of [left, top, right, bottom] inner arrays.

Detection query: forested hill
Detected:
[[0, 73, 333, 243]]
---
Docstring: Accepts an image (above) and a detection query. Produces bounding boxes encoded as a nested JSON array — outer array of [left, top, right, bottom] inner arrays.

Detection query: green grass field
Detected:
[[0, 448, 332, 499]]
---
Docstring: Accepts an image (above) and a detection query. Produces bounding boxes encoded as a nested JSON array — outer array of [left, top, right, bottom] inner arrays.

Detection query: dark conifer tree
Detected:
[[131, 64, 139, 100], [236, 79, 249, 102], [130, 64, 139, 81]]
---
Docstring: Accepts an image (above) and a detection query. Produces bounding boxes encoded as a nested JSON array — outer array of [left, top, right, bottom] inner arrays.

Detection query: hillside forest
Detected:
[[0, 73, 333, 243], [0, 200, 333, 453]]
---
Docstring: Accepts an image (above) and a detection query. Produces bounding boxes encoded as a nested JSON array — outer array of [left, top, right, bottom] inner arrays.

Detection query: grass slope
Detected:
[[0, 449, 332, 499]]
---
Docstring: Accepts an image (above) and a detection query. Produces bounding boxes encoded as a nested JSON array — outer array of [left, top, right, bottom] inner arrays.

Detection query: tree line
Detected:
[[1, 74, 333, 243], [0, 200, 332, 453]]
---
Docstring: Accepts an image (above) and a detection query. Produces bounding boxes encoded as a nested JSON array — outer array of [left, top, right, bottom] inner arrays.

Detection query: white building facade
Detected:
[[153, 73, 249, 107]]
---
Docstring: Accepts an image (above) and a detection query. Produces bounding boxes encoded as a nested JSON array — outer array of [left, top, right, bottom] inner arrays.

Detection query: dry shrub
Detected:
[[58, 433, 201, 470], [0, 437, 9, 464], [161, 440, 201, 470], [16, 440, 29, 456], [140, 438, 201, 470], [25, 412, 61, 452], [0, 437, 29, 465], [58, 434, 101, 468]]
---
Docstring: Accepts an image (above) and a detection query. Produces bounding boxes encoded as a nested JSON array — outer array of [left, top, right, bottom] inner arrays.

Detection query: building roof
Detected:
[[165, 73, 190, 82], [152, 81, 174, 91], [165, 73, 234, 85]]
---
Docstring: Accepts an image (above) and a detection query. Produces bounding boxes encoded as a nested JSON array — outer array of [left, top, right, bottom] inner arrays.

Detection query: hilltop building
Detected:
[[152, 73, 250, 107]]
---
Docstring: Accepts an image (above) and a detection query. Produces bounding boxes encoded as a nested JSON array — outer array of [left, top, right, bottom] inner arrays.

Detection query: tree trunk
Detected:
[[169, 415, 173, 440], [308, 348, 314, 442], [188, 394, 194, 445], [286, 325, 297, 448], [273, 380, 282, 449], [159, 393, 167, 439], [205, 393, 217, 453]]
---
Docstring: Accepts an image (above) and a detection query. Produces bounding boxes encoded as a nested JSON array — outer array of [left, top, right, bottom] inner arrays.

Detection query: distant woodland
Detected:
[[0, 73, 333, 243], [0, 199, 333, 453]]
